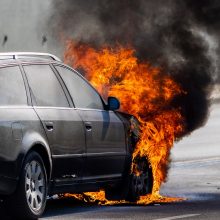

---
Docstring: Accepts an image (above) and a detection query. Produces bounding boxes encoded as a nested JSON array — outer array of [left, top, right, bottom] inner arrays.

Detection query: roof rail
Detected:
[[0, 52, 61, 61]]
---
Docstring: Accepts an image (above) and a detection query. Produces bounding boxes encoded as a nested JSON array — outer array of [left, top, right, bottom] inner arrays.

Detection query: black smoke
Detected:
[[49, 0, 220, 135]]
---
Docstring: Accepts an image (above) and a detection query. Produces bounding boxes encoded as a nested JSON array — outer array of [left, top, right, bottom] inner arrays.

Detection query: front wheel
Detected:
[[5, 151, 47, 220], [126, 157, 153, 202], [105, 157, 153, 202]]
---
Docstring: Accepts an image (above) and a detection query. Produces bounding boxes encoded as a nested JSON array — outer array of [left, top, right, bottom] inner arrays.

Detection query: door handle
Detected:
[[45, 122, 54, 131], [85, 122, 92, 131]]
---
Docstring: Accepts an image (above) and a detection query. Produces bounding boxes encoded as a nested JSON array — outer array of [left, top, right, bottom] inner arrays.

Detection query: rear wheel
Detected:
[[5, 151, 47, 220]]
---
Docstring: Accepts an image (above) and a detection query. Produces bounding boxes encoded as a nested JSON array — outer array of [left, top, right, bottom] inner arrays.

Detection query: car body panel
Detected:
[[0, 106, 51, 194], [77, 108, 127, 180], [33, 107, 86, 181]]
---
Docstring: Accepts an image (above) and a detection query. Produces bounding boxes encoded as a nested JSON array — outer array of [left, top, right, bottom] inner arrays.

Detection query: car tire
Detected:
[[105, 157, 153, 202], [5, 151, 47, 220], [126, 157, 153, 202]]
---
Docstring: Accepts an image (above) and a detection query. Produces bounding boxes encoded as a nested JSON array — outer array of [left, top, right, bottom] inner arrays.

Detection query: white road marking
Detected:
[[172, 157, 220, 168], [155, 213, 200, 220]]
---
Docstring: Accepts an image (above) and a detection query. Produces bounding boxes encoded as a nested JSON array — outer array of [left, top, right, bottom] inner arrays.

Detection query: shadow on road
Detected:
[[43, 198, 101, 218]]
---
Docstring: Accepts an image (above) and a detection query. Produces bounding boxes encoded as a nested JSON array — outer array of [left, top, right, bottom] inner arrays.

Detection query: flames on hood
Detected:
[[63, 41, 186, 204]]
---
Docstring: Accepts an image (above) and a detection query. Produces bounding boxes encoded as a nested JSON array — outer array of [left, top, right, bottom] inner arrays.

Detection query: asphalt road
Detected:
[[1, 102, 220, 220], [40, 157, 220, 220]]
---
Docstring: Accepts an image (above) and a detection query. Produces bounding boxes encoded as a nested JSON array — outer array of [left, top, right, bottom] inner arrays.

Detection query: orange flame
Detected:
[[64, 41, 185, 204]]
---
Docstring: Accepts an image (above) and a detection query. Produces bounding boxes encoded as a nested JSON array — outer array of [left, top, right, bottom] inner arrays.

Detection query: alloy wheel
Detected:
[[25, 160, 46, 212]]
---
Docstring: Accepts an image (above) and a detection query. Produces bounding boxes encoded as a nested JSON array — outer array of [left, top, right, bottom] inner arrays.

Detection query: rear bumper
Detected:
[[0, 154, 23, 195], [0, 175, 17, 195]]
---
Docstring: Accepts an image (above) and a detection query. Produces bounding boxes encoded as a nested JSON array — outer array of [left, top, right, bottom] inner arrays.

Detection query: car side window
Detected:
[[23, 64, 69, 107], [54, 65, 104, 110], [0, 66, 27, 106]]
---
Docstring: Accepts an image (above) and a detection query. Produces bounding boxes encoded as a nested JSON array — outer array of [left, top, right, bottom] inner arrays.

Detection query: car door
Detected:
[[23, 64, 86, 182], [54, 65, 127, 181]]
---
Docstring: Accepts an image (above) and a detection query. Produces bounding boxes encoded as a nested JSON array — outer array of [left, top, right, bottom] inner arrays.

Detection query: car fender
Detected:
[[18, 130, 52, 179]]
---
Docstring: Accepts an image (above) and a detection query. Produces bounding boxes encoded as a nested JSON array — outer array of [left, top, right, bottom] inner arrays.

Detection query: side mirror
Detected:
[[107, 97, 120, 111]]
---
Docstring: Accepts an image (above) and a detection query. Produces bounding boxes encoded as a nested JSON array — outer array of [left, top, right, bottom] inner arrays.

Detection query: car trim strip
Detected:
[[52, 152, 127, 159], [82, 173, 122, 181], [33, 106, 109, 112]]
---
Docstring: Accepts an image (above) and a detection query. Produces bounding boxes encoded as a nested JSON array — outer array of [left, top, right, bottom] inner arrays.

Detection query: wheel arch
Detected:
[[19, 130, 52, 181], [25, 143, 52, 181]]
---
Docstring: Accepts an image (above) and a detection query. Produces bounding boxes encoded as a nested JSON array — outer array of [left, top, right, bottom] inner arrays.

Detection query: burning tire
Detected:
[[105, 157, 153, 202], [126, 157, 153, 202], [5, 151, 47, 220]]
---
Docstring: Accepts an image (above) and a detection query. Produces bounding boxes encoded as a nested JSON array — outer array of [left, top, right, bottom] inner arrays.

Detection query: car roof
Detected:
[[0, 52, 62, 66], [0, 52, 61, 61]]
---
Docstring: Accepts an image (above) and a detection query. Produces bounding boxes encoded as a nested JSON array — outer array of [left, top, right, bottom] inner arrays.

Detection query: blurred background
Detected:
[[0, 0, 59, 55]]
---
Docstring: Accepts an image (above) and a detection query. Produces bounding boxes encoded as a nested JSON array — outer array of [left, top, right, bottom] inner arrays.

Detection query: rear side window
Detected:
[[0, 66, 27, 106], [55, 65, 103, 110], [24, 65, 69, 107]]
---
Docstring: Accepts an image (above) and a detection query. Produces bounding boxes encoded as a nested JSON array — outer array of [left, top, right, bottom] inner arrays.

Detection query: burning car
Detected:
[[0, 52, 153, 220]]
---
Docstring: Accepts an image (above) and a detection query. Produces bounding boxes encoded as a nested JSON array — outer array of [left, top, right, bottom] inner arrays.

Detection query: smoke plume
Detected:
[[49, 0, 220, 135]]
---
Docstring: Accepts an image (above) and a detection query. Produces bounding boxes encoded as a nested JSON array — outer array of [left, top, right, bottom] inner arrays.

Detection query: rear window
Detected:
[[0, 66, 27, 106]]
